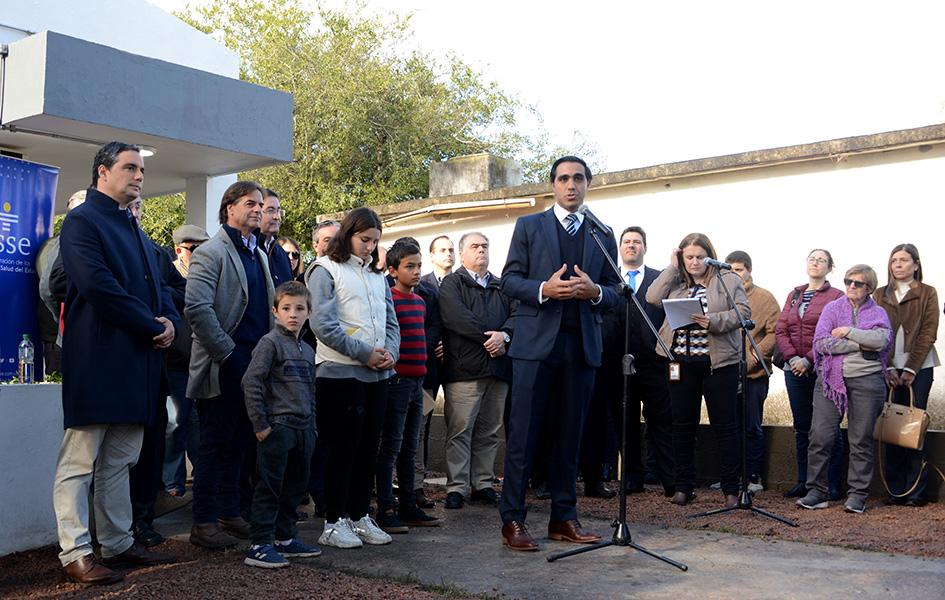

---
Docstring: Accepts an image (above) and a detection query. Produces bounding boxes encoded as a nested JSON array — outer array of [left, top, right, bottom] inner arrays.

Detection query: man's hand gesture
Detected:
[[570, 265, 600, 301], [544, 264, 575, 300]]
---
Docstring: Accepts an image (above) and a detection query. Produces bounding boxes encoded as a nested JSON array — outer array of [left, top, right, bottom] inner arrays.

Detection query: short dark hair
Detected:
[[326, 207, 384, 273], [263, 188, 279, 200], [808, 248, 835, 270], [387, 241, 421, 270], [395, 236, 420, 247], [620, 226, 647, 248], [550, 155, 592, 183], [91, 141, 140, 186], [218, 180, 265, 225], [725, 250, 752, 271], [273, 281, 311, 311], [429, 235, 452, 254]]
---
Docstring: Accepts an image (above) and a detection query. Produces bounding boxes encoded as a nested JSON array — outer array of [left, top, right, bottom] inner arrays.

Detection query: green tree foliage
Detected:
[[140, 193, 187, 248], [177, 0, 552, 245]]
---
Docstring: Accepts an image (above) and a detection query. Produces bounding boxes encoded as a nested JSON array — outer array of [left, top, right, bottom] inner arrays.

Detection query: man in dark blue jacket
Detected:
[[53, 142, 179, 585], [499, 156, 621, 551], [258, 189, 294, 288]]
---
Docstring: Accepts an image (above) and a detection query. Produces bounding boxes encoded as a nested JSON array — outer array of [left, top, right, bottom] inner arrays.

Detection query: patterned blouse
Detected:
[[672, 285, 710, 359]]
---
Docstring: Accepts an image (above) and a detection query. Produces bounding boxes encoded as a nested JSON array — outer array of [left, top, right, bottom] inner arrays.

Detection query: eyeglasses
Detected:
[[263, 207, 285, 218], [807, 257, 828, 265], [180, 244, 201, 252], [843, 278, 867, 289], [287, 251, 300, 259]]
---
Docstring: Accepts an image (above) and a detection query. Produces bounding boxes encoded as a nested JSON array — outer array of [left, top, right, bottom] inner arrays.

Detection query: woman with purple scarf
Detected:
[[797, 264, 891, 514]]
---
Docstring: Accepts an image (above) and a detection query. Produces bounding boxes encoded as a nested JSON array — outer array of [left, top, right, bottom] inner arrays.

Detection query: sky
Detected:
[[149, 0, 945, 173]]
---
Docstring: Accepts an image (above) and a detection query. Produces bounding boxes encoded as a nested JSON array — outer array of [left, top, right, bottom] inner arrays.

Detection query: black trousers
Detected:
[[316, 377, 388, 523], [129, 400, 168, 527], [885, 367, 934, 500], [193, 352, 254, 524], [500, 330, 594, 524], [250, 425, 315, 544], [668, 361, 739, 495]]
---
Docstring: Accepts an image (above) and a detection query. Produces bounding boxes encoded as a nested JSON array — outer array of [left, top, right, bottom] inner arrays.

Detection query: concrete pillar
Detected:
[[184, 174, 236, 235]]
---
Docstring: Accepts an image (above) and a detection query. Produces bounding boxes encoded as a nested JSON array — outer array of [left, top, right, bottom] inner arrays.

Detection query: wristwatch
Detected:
[[502, 332, 511, 344]]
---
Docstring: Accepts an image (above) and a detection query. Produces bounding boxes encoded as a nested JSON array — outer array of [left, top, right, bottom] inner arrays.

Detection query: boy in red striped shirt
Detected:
[[375, 241, 442, 533]]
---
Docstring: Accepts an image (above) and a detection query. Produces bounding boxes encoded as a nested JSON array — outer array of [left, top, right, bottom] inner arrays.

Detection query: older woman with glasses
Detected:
[[797, 265, 891, 514], [774, 250, 845, 499], [873, 244, 939, 506]]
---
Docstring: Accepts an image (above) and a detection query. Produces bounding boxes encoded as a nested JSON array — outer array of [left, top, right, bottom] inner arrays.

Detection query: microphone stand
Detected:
[[687, 268, 797, 527], [547, 222, 688, 571]]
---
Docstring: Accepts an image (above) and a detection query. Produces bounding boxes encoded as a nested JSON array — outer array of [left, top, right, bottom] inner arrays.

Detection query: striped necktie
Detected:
[[565, 213, 578, 236]]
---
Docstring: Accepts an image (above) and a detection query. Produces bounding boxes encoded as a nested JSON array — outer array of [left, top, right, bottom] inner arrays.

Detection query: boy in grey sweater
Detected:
[[241, 281, 320, 568]]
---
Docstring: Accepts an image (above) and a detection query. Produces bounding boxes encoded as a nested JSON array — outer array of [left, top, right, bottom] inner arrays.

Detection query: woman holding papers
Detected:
[[647, 233, 750, 508]]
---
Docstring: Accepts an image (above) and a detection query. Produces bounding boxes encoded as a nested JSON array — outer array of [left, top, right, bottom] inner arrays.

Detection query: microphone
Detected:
[[577, 205, 613, 235], [703, 257, 732, 270]]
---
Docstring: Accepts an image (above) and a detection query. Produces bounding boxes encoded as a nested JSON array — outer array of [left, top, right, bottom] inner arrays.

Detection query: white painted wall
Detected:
[[0, 0, 238, 77], [0, 385, 64, 556], [386, 144, 945, 412]]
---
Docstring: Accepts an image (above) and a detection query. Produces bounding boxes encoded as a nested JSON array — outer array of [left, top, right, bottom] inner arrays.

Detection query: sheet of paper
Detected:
[[662, 297, 705, 330]]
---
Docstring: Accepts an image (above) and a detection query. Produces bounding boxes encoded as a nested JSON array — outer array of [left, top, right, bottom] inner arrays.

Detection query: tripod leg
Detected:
[[628, 542, 689, 571], [547, 541, 614, 562], [749, 506, 798, 527]]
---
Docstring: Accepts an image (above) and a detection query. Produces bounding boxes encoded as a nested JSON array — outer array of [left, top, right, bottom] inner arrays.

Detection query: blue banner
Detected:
[[0, 156, 59, 380]]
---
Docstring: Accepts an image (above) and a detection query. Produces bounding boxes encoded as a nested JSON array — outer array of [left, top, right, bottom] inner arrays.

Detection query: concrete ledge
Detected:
[[0, 384, 63, 556]]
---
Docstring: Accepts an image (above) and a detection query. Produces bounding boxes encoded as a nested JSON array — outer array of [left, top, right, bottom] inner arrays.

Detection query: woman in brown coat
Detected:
[[873, 243, 939, 506]]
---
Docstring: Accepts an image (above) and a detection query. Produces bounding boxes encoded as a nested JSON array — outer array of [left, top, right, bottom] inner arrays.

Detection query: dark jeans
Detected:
[[668, 361, 740, 495], [193, 352, 254, 524], [784, 370, 843, 491], [317, 377, 388, 523], [885, 367, 934, 500], [162, 368, 200, 494], [737, 376, 768, 479], [500, 330, 594, 524], [376, 375, 424, 510], [129, 399, 168, 527], [250, 425, 315, 544]]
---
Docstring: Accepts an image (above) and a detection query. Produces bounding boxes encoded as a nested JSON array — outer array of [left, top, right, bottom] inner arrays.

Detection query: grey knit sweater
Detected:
[[242, 323, 316, 433]]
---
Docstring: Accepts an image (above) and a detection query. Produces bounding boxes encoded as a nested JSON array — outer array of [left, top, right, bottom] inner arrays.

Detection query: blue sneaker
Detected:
[[274, 538, 322, 558], [244, 544, 290, 568]]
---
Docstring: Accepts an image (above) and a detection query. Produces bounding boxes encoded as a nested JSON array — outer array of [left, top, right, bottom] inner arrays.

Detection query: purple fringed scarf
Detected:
[[813, 296, 891, 415]]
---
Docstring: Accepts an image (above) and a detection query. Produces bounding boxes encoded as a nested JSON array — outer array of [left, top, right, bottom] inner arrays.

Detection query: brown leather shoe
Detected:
[[501, 521, 539, 551], [547, 520, 601, 544], [670, 491, 696, 506], [101, 541, 174, 568], [218, 516, 251, 539], [63, 554, 124, 585], [190, 522, 240, 549]]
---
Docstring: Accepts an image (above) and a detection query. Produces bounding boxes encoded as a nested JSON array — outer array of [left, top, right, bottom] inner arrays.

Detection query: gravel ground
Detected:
[[3, 481, 942, 599]]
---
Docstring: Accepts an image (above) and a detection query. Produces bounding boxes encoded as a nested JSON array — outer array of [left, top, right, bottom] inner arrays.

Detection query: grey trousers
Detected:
[[443, 377, 508, 495], [414, 387, 437, 491], [807, 371, 884, 500], [53, 424, 144, 566]]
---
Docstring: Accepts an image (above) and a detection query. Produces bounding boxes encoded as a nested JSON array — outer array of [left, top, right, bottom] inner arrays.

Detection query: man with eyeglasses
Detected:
[[258, 189, 294, 287]]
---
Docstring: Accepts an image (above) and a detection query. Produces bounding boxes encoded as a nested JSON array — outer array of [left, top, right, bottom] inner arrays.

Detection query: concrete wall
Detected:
[[0, 384, 63, 556], [382, 144, 945, 416]]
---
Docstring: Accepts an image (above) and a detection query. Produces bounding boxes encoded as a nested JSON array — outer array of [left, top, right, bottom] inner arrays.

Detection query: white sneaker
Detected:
[[349, 515, 393, 545], [318, 519, 363, 549], [747, 479, 764, 494]]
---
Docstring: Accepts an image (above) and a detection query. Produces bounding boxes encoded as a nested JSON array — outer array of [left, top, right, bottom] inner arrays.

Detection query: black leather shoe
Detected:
[[670, 491, 696, 506], [534, 483, 551, 500], [415, 489, 435, 509], [783, 482, 807, 498], [905, 496, 928, 507], [584, 481, 616, 499], [470, 487, 499, 505], [444, 491, 464, 509], [624, 481, 645, 494], [132, 523, 165, 548]]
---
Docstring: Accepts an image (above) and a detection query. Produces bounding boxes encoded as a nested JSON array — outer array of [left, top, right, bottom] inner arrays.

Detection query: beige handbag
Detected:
[[873, 386, 930, 451]]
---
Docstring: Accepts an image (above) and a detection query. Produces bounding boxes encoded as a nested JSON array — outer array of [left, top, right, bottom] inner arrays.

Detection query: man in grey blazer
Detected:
[[185, 180, 275, 549]]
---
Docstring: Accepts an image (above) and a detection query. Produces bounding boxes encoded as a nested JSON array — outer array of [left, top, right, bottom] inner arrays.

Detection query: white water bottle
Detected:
[[18, 334, 35, 384]]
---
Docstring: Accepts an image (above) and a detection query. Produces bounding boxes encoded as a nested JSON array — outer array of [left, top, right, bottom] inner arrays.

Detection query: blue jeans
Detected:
[[162, 368, 200, 494], [375, 375, 424, 510], [784, 370, 843, 492]]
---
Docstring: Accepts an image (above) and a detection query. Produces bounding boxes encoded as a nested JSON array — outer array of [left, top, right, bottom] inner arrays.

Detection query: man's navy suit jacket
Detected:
[[500, 207, 621, 368]]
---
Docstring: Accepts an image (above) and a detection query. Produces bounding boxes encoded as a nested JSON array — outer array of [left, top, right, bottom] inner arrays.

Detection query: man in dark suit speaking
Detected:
[[499, 156, 621, 551]]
